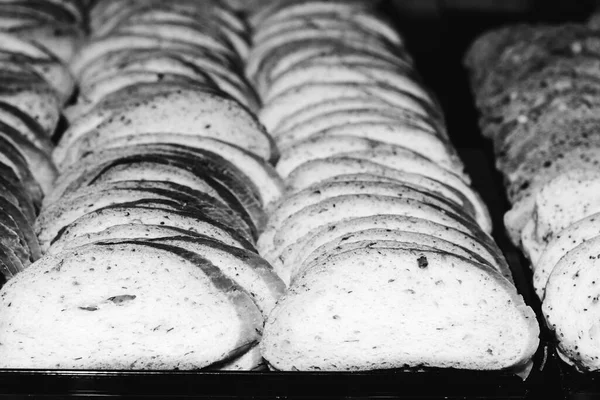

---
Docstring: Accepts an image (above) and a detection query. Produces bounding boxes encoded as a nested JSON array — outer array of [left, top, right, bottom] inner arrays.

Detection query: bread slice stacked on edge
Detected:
[[0, 20, 77, 284], [248, 0, 539, 373], [0, 0, 287, 370], [465, 18, 600, 371]]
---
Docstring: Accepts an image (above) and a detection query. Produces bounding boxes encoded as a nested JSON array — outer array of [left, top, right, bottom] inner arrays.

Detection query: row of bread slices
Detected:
[[0, 25, 79, 284], [0, 0, 287, 370], [62, 0, 262, 125], [465, 19, 600, 371], [248, 0, 539, 372]]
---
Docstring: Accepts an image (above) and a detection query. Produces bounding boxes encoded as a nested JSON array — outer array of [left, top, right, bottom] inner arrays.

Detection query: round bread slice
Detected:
[[261, 245, 539, 371], [47, 201, 256, 255], [0, 241, 263, 369], [142, 235, 285, 318], [274, 107, 441, 149], [534, 212, 600, 299], [58, 134, 284, 209], [269, 214, 507, 285], [300, 234, 497, 282], [281, 157, 483, 227], [543, 235, 600, 371], [54, 85, 276, 166], [260, 194, 487, 258], [263, 179, 480, 246], [36, 185, 256, 251]]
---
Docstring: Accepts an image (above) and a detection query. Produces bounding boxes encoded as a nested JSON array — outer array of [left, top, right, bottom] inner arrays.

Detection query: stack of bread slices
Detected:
[[0, 0, 80, 289], [466, 19, 600, 371], [250, 0, 539, 372], [0, 0, 287, 370]]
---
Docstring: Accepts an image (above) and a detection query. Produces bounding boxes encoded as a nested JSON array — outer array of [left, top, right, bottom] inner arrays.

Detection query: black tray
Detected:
[[3, 1, 592, 398]]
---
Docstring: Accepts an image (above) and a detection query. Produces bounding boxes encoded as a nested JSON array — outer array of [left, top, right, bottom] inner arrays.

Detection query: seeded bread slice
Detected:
[[261, 194, 487, 258], [268, 214, 505, 285], [48, 202, 255, 255], [261, 246, 539, 371], [534, 212, 600, 299], [0, 241, 262, 369], [543, 235, 600, 371]]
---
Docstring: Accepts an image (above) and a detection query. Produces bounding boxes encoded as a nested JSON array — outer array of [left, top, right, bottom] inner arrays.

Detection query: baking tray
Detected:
[[2, 1, 590, 398]]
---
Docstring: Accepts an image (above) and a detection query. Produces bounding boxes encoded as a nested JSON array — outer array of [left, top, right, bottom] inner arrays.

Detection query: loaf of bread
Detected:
[[466, 19, 600, 371], [250, 0, 539, 373]]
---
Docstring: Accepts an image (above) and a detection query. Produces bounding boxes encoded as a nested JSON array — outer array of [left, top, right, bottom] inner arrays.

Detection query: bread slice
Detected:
[[258, 82, 444, 135], [261, 194, 487, 258], [0, 241, 262, 369], [271, 95, 432, 138], [533, 212, 600, 299], [141, 235, 285, 317], [268, 214, 505, 285], [36, 184, 256, 251], [301, 233, 497, 281], [282, 157, 485, 228], [522, 169, 600, 259], [57, 134, 284, 209], [543, 235, 600, 371], [263, 178, 479, 245], [261, 246, 539, 371], [264, 62, 433, 106], [274, 107, 441, 149], [48, 145, 266, 232], [54, 85, 276, 166], [47, 201, 255, 254]]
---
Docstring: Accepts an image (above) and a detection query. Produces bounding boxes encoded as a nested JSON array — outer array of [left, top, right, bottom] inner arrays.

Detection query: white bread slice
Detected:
[[57, 134, 284, 209], [36, 183, 256, 252], [274, 107, 440, 149], [301, 233, 497, 280], [77, 72, 217, 113], [46, 223, 202, 255], [0, 241, 262, 369], [261, 194, 486, 257], [249, 0, 375, 28], [263, 179, 479, 245], [247, 29, 393, 83], [284, 124, 461, 173], [521, 169, 600, 263], [0, 32, 74, 103], [269, 214, 506, 285], [54, 86, 276, 167], [142, 235, 285, 318], [259, 82, 444, 134], [261, 246, 539, 371], [251, 41, 410, 95], [543, 235, 600, 371], [110, 22, 238, 58], [282, 158, 484, 228], [272, 95, 429, 137], [69, 34, 237, 77], [264, 62, 432, 106], [533, 212, 600, 299], [276, 135, 462, 178], [47, 202, 255, 255]]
